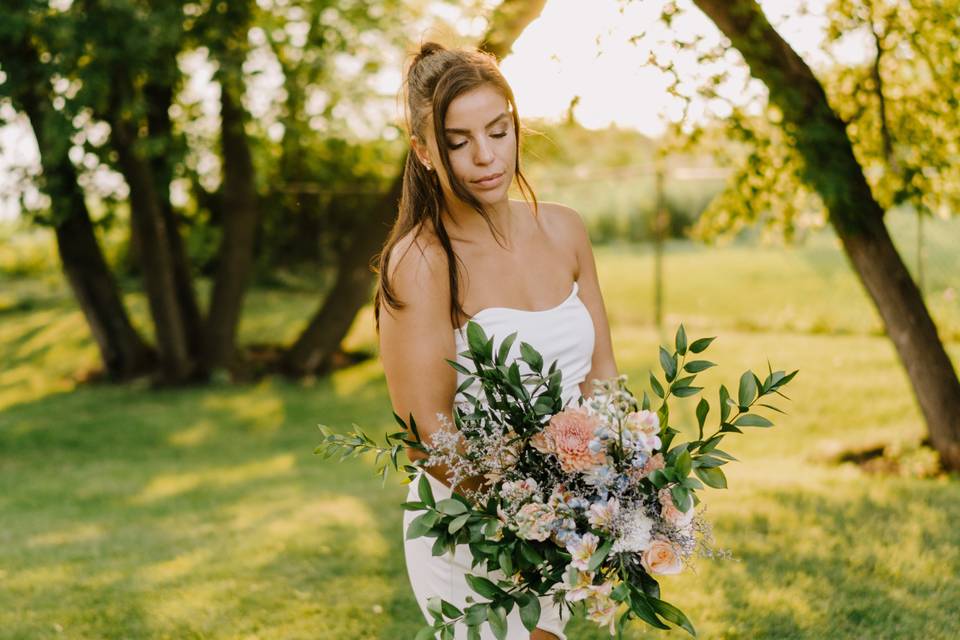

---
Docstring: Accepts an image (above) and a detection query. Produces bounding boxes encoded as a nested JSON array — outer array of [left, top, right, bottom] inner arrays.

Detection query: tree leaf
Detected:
[[466, 321, 489, 359], [689, 336, 715, 353], [672, 385, 703, 398], [465, 574, 502, 599], [695, 398, 709, 431], [496, 331, 518, 365], [448, 513, 470, 534], [734, 414, 773, 427], [488, 605, 508, 640], [675, 323, 687, 355], [684, 360, 716, 373], [738, 370, 757, 407], [519, 341, 543, 373], [418, 473, 435, 508], [518, 593, 541, 632], [695, 466, 727, 489], [650, 597, 697, 636], [659, 346, 677, 381], [649, 372, 664, 398], [436, 498, 468, 516]]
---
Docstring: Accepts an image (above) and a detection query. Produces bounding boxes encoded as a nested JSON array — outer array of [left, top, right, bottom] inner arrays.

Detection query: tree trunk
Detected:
[[23, 100, 156, 380], [282, 0, 548, 375], [204, 76, 260, 372], [691, 0, 960, 469], [144, 78, 206, 368], [111, 114, 197, 384]]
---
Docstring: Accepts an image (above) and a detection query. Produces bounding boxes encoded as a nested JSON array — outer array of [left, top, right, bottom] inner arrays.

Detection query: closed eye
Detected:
[[447, 131, 509, 150]]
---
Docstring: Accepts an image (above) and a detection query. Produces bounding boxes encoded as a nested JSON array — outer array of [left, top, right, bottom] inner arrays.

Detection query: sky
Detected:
[[0, 0, 870, 220]]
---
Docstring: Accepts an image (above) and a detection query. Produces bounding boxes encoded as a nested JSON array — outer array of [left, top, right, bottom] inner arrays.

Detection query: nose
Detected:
[[473, 137, 495, 165]]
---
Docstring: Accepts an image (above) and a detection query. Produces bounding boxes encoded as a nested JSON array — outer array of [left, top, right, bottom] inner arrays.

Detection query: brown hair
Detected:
[[372, 41, 538, 333]]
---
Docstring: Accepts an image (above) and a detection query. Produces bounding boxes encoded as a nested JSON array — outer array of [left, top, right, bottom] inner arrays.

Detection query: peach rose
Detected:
[[629, 452, 665, 482], [642, 538, 683, 575], [531, 407, 604, 473], [658, 487, 694, 527]]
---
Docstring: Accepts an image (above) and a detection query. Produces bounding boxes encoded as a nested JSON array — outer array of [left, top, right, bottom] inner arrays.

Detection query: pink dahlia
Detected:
[[531, 407, 604, 473]]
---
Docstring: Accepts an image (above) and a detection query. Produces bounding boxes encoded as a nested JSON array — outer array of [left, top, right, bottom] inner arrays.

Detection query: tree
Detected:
[[683, 0, 960, 469], [0, 1, 156, 381]]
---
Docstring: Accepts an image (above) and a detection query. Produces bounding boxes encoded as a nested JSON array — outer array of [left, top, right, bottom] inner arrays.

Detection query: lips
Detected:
[[471, 171, 505, 188]]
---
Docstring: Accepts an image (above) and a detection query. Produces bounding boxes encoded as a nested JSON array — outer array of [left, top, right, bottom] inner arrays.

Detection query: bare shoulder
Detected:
[[530, 201, 592, 279], [383, 224, 449, 320], [533, 200, 590, 246]]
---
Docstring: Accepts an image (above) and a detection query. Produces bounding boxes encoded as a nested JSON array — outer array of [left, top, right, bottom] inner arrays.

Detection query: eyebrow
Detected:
[[444, 112, 509, 135]]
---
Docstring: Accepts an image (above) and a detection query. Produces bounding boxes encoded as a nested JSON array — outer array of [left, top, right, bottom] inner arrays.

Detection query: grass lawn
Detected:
[[1, 210, 958, 639]]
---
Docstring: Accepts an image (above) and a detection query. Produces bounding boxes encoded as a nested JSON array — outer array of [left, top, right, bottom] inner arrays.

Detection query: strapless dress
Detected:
[[402, 280, 596, 639]]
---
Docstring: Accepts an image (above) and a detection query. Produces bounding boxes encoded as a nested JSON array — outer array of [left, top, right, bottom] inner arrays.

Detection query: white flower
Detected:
[[610, 507, 653, 554], [587, 498, 620, 531], [567, 532, 600, 570], [623, 409, 661, 452]]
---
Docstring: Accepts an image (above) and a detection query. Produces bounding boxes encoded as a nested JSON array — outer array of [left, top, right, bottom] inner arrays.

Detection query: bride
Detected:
[[374, 41, 619, 639]]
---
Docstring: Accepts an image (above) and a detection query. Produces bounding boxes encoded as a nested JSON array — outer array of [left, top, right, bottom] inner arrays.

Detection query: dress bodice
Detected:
[[452, 280, 595, 410]]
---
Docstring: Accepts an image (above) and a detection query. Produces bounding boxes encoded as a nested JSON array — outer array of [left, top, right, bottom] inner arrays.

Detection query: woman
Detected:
[[374, 42, 618, 639]]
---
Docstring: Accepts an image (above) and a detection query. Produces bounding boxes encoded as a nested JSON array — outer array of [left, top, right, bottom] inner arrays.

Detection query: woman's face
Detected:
[[414, 83, 517, 206]]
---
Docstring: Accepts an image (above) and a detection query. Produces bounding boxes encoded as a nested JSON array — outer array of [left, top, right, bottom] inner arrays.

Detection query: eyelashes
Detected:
[[447, 132, 509, 150]]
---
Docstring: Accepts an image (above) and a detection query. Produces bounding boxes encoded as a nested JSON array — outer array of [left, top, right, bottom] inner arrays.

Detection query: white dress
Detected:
[[403, 280, 596, 639]]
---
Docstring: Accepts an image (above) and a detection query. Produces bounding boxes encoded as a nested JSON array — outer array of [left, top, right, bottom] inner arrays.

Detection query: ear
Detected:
[[409, 136, 433, 170]]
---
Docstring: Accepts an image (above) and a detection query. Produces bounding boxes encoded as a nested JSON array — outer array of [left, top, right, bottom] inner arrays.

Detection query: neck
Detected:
[[441, 196, 514, 246]]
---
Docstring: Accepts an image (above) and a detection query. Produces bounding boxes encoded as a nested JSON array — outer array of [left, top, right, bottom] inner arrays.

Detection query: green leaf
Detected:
[[427, 596, 444, 619], [689, 336, 715, 353], [436, 498, 468, 516], [466, 321, 488, 358], [414, 625, 436, 640], [672, 385, 703, 398], [670, 485, 692, 512], [650, 597, 697, 636], [467, 626, 481, 640], [587, 537, 614, 571], [517, 593, 541, 632], [448, 513, 470, 534], [684, 360, 716, 373], [441, 600, 463, 619], [695, 398, 709, 431], [445, 359, 473, 376], [649, 372, 664, 398], [672, 374, 697, 388], [719, 384, 731, 422], [675, 450, 692, 478], [464, 603, 487, 626], [496, 331, 518, 365], [498, 549, 514, 576], [695, 466, 727, 489], [519, 342, 543, 373], [627, 588, 671, 630], [675, 323, 687, 355], [401, 501, 427, 511], [520, 542, 544, 566], [641, 391, 651, 410], [418, 473, 435, 508], [465, 575, 502, 599], [734, 414, 774, 428], [406, 511, 439, 540], [659, 346, 677, 381], [488, 605, 508, 640], [738, 370, 757, 408]]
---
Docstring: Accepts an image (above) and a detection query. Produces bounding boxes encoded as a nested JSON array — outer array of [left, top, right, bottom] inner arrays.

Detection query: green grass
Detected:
[[1, 210, 959, 639]]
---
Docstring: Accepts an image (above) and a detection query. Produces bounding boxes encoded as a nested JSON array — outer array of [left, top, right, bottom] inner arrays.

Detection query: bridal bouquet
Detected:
[[317, 322, 796, 639]]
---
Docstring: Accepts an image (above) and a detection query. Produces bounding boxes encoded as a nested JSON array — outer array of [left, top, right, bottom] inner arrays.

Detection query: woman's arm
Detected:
[[378, 232, 479, 493], [553, 204, 620, 398]]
